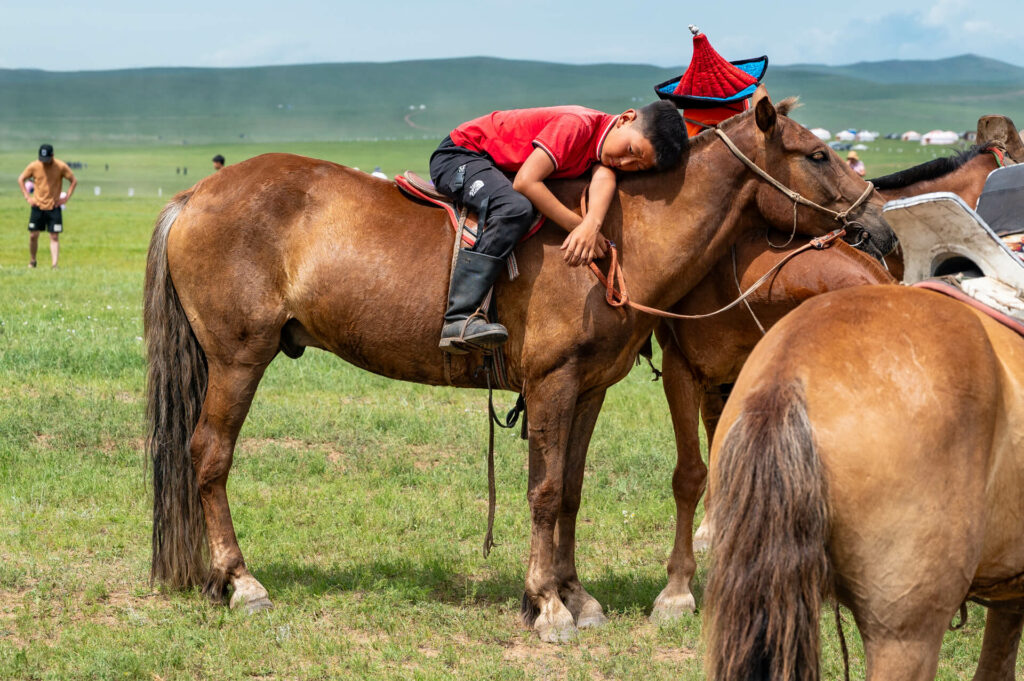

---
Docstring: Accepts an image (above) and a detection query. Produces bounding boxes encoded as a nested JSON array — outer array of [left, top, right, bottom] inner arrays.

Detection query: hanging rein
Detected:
[[586, 127, 875, 322]]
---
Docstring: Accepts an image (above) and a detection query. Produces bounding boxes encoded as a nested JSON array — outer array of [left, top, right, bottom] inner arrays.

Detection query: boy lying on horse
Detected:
[[430, 101, 686, 353]]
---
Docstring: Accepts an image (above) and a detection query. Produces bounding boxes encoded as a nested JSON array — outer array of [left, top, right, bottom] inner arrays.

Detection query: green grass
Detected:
[[0, 140, 1011, 679]]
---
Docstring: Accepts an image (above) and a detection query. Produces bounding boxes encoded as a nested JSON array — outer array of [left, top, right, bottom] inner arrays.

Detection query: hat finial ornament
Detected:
[[688, 24, 700, 36]]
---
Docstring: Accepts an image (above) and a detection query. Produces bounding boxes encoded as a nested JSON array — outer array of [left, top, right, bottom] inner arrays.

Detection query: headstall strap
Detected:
[[583, 126, 868, 322]]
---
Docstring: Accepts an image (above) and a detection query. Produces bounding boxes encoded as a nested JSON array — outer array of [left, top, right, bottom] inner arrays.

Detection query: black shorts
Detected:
[[28, 206, 63, 233]]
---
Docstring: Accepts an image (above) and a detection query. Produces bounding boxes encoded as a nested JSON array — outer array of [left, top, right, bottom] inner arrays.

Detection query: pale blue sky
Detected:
[[3, 0, 1022, 71]]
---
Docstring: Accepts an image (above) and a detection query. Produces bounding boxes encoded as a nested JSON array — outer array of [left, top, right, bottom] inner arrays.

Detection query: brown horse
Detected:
[[649, 124, 1022, 621], [144, 89, 893, 642], [704, 284, 1024, 680]]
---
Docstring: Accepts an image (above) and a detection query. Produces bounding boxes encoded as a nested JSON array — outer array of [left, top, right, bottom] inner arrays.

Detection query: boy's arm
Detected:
[[16, 166, 34, 204], [561, 164, 615, 266], [512, 148, 610, 266], [512, 147, 583, 230]]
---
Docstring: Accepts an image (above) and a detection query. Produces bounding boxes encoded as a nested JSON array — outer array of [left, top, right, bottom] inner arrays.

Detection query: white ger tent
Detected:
[[921, 130, 960, 145], [810, 127, 831, 141], [902, 130, 922, 141], [835, 130, 856, 141]]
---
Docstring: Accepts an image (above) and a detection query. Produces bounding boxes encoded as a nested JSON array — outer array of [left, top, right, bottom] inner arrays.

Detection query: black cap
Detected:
[[212, 154, 225, 164], [38, 144, 54, 162]]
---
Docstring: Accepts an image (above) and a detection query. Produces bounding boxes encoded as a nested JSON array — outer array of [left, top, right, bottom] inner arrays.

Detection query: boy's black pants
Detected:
[[429, 137, 536, 260]]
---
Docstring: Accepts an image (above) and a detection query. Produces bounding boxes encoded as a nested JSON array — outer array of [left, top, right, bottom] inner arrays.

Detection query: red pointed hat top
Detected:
[[673, 28, 757, 98]]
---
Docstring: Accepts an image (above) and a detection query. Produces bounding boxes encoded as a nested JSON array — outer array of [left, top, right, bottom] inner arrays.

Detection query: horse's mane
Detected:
[[686, 96, 802, 153], [868, 144, 997, 190]]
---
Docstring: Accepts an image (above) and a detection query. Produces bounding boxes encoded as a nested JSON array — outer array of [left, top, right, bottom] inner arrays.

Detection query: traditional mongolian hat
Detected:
[[655, 26, 768, 137]]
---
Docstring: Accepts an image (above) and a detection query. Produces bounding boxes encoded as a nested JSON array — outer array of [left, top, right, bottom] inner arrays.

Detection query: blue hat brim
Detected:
[[655, 56, 768, 109]]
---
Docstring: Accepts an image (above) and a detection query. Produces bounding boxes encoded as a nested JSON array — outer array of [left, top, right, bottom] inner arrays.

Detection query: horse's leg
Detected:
[[521, 372, 578, 643], [191, 358, 274, 612], [858, 622, 948, 681], [972, 608, 1024, 681], [650, 335, 705, 621], [692, 386, 728, 552], [552, 388, 608, 629]]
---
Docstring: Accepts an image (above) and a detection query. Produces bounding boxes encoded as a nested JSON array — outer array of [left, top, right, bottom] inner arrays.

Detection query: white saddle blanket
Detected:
[[883, 191, 1024, 322]]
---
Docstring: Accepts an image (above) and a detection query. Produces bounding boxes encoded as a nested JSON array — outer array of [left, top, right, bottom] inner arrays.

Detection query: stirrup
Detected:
[[440, 312, 507, 355]]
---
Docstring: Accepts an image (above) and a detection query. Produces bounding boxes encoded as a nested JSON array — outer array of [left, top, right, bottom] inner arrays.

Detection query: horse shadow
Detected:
[[253, 556, 689, 615]]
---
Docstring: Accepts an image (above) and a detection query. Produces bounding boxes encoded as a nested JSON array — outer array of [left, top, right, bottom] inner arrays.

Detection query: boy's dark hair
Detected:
[[637, 100, 686, 171]]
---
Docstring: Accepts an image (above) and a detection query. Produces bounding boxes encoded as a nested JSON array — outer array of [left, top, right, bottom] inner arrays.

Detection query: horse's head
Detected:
[[728, 87, 896, 261], [976, 114, 1024, 163]]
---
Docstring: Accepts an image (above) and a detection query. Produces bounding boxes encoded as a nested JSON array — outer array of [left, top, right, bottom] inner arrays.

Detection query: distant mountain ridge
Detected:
[[0, 54, 1021, 148], [785, 54, 1024, 85]]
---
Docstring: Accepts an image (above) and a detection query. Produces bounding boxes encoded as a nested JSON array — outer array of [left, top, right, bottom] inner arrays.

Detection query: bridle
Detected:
[[587, 127, 876, 322]]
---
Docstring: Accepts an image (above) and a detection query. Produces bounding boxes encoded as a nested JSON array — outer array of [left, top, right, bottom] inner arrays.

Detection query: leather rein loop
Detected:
[[585, 127, 871, 321]]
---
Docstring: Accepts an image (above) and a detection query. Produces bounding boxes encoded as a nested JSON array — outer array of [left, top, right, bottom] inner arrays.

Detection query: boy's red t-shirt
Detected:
[[449, 106, 617, 179]]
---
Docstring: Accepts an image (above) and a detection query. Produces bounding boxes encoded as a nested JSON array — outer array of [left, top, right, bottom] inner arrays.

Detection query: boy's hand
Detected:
[[560, 218, 607, 267]]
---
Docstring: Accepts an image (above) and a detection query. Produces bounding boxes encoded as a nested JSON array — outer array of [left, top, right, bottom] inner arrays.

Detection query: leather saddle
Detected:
[[395, 171, 544, 250]]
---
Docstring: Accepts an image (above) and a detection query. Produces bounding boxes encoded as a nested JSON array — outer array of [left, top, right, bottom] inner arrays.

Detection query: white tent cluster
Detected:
[[822, 127, 970, 146]]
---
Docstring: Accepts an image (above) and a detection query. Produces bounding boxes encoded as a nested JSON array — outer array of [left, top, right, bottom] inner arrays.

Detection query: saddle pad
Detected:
[[395, 172, 545, 247], [913, 279, 1024, 338]]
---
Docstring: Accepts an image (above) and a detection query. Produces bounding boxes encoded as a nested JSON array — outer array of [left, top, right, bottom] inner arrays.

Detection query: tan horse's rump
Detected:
[[706, 285, 1024, 680]]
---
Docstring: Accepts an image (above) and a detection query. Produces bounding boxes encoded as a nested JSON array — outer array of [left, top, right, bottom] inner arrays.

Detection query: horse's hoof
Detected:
[[240, 596, 274, 614], [534, 601, 578, 643], [650, 589, 696, 623], [576, 600, 608, 629], [229, 574, 273, 614], [537, 619, 578, 643]]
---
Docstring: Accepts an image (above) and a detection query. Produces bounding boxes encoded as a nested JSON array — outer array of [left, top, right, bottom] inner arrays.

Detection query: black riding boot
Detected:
[[439, 250, 509, 354]]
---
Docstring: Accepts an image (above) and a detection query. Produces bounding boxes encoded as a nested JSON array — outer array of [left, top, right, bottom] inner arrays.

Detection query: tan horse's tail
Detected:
[[144, 191, 209, 588], [705, 380, 831, 681]]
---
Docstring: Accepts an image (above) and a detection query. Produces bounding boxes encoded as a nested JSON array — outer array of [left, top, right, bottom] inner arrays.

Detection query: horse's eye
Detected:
[[808, 151, 828, 162]]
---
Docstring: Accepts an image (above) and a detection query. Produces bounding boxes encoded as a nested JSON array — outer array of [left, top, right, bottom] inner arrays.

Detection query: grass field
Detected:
[[0, 138, 1010, 680]]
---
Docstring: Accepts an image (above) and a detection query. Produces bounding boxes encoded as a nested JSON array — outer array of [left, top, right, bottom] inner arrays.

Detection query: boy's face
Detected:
[[600, 110, 656, 172]]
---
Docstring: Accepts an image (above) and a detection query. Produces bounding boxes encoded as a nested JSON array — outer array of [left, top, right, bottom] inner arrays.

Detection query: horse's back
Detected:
[[164, 153, 460, 376]]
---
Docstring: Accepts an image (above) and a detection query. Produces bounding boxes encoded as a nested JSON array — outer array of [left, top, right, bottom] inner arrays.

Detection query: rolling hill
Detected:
[[0, 54, 1021, 148]]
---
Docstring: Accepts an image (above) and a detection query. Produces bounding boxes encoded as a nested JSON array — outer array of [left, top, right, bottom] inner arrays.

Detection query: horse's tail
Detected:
[[144, 191, 209, 588], [705, 380, 830, 681]]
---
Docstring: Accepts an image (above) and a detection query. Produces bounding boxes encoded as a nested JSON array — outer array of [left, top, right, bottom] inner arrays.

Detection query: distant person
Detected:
[[212, 154, 225, 171], [371, 166, 387, 179], [847, 150, 866, 177], [183, 167, 188, 176], [17, 144, 77, 269]]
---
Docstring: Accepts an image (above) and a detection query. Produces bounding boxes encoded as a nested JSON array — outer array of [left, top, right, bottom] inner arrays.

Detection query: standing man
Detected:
[[17, 144, 76, 269], [212, 154, 225, 171]]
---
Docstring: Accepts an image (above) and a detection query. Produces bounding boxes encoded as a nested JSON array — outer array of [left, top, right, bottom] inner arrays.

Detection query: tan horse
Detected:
[[650, 120, 1023, 621], [705, 284, 1024, 680], [144, 89, 893, 642]]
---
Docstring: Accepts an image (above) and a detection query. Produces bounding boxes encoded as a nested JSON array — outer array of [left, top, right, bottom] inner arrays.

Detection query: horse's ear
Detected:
[[977, 115, 1024, 162], [753, 85, 776, 134]]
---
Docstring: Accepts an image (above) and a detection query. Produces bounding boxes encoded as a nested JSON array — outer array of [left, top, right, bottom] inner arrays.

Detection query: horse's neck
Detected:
[[614, 134, 763, 311], [880, 154, 996, 205]]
